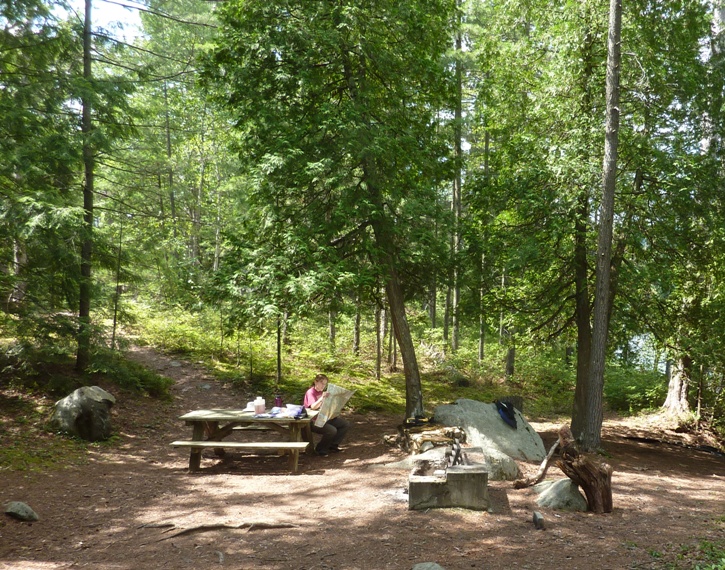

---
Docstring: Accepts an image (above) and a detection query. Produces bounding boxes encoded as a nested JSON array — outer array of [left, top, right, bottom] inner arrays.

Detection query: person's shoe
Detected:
[[329, 445, 342, 453], [315, 447, 329, 456]]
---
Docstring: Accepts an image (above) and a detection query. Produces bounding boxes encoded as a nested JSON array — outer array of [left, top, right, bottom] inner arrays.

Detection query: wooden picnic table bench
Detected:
[[172, 409, 313, 474]]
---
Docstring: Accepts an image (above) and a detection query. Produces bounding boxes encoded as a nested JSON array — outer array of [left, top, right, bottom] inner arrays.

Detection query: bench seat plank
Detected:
[[170, 441, 308, 450], [171, 440, 309, 473]]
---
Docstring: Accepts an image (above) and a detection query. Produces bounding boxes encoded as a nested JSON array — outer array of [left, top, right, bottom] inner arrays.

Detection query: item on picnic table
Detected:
[[254, 397, 266, 415]]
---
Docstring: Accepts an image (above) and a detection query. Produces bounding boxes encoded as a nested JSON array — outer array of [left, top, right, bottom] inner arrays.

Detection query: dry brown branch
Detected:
[[513, 440, 559, 489]]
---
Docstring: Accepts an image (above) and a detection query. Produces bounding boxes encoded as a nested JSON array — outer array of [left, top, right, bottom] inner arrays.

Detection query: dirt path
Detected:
[[1, 347, 724, 570]]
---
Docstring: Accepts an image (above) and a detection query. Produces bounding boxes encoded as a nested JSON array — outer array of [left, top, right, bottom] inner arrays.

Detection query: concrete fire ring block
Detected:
[[409, 463, 489, 511]]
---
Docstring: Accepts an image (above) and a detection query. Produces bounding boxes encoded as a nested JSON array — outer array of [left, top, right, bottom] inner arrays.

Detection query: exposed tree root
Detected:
[[144, 521, 299, 543]]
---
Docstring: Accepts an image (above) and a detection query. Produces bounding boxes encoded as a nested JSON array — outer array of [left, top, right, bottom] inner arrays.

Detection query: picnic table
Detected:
[[171, 409, 313, 474]]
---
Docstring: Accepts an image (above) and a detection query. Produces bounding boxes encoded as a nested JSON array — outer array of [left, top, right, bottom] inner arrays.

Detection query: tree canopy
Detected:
[[2, 0, 725, 441]]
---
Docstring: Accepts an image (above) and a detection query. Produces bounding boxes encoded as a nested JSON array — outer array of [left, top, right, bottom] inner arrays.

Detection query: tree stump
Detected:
[[555, 425, 613, 514]]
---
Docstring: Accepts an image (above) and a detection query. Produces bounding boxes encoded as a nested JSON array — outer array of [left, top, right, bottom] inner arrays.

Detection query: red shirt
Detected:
[[304, 386, 323, 409]]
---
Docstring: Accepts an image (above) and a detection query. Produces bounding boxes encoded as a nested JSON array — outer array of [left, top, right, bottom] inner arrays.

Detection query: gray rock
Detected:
[[413, 564, 446, 570], [433, 399, 546, 480], [533, 478, 588, 511], [533, 510, 545, 529], [480, 446, 521, 480], [49, 386, 116, 442], [5, 501, 39, 522]]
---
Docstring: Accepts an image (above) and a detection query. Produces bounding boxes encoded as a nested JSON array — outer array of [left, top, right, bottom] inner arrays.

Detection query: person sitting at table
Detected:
[[303, 373, 350, 456]]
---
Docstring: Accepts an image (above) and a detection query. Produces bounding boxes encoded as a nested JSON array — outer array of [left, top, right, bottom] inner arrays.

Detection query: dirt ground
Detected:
[[1, 347, 724, 570]]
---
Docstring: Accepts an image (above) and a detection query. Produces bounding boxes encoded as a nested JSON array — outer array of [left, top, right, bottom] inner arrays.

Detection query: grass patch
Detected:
[[0, 390, 88, 472], [669, 537, 725, 569], [88, 348, 173, 398], [0, 337, 173, 473], [124, 299, 678, 421]]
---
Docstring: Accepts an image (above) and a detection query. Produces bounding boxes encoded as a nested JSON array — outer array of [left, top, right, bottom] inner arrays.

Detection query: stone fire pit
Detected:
[[408, 457, 490, 511]]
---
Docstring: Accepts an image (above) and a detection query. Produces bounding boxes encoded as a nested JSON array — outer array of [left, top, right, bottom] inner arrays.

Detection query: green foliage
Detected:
[[128, 298, 677, 419], [4, 0, 725, 464], [695, 540, 725, 569], [88, 349, 173, 398], [603, 366, 668, 414], [1, 340, 82, 397], [1, 334, 171, 400], [672, 538, 725, 570], [129, 302, 223, 357]]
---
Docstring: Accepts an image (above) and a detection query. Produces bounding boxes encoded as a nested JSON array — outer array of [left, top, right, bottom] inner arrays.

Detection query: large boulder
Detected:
[[433, 399, 546, 480], [49, 386, 116, 442], [533, 478, 588, 512]]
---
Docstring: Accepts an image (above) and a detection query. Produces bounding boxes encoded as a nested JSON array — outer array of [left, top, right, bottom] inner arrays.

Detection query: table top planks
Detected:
[[179, 409, 309, 424]]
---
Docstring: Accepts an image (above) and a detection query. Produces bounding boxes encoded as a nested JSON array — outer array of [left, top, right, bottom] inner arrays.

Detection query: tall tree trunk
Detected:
[[276, 315, 282, 389], [571, 193, 592, 438], [163, 82, 177, 240], [505, 342, 515, 379], [581, 0, 622, 451], [375, 303, 382, 381], [662, 354, 692, 416], [76, 0, 94, 372], [498, 269, 506, 344], [281, 311, 290, 346], [328, 307, 337, 352], [443, 284, 451, 344], [478, 253, 485, 364], [451, 0, 463, 353], [213, 166, 223, 272], [391, 328, 398, 371], [352, 294, 361, 356], [570, 21, 598, 439], [429, 278, 437, 328], [111, 221, 123, 350], [190, 125, 206, 266], [9, 239, 27, 307], [370, 213, 424, 417], [381, 304, 389, 365]]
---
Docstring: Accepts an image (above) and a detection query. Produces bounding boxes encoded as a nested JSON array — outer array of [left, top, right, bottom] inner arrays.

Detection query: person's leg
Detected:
[[311, 422, 337, 454], [328, 416, 350, 449]]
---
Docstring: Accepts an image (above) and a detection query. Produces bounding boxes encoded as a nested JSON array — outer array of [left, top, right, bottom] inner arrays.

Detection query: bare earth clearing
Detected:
[[1, 347, 724, 570]]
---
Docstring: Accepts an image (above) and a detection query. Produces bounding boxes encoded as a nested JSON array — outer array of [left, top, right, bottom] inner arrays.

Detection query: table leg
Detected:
[[289, 424, 301, 441], [302, 423, 314, 454], [290, 423, 313, 454], [189, 422, 205, 471], [288, 449, 300, 473], [204, 421, 226, 457]]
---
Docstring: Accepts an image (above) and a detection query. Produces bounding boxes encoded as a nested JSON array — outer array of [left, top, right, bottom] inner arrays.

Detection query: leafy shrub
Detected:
[[88, 349, 173, 398], [604, 365, 667, 413], [0, 341, 83, 397]]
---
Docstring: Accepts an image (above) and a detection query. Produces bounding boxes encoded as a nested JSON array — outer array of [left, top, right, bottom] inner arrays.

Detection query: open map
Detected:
[[313, 383, 354, 427]]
